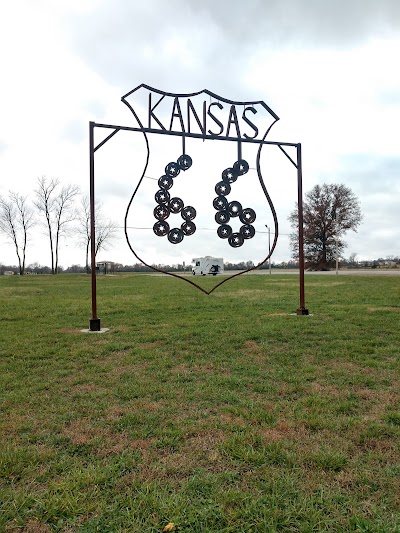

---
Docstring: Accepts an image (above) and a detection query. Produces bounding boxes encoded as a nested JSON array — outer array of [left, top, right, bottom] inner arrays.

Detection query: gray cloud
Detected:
[[63, 1, 237, 98], [85, 99, 106, 118], [337, 155, 400, 194], [191, 0, 400, 47], [336, 154, 400, 258], [64, 0, 400, 97], [377, 89, 400, 106], [61, 120, 86, 143]]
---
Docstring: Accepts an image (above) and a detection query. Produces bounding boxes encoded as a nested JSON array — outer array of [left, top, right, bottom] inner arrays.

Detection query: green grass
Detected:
[[0, 272, 399, 532]]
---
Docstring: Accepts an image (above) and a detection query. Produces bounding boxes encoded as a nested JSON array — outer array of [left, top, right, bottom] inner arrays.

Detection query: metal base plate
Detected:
[[296, 308, 310, 315]]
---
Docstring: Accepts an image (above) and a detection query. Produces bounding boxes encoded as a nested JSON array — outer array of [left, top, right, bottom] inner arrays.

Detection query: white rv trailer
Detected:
[[192, 256, 224, 276]]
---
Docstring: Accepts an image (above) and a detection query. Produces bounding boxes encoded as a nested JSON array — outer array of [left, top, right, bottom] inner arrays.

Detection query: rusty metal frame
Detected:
[[88, 87, 309, 330]]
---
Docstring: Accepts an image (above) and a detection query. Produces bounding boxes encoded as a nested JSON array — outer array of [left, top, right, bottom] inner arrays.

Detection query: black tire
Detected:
[[177, 154, 192, 170]]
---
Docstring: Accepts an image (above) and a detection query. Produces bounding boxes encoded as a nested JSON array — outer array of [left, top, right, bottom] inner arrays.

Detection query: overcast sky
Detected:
[[1, 0, 400, 269]]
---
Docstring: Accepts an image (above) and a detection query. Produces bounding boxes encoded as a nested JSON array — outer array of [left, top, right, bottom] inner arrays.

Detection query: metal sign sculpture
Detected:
[[88, 84, 309, 331]]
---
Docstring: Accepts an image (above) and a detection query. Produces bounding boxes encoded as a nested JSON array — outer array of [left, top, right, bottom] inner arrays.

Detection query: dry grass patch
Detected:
[[6, 519, 52, 532], [107, 364, 148, 378], [368, 306, 400, 312], [138, 430, 227, 482], [183, 430, 225, 455], [308, 281, 346, 287], [214, 288, 277, 300], [357, 388, 376, 400], [62, 413, 156, 457], [105, 405, 127, 421], [361, 390, 400, 422], [171, 362, 223, 376], [62, 418, 105, 446], [359, 437, 397, 453], [98, 435, 154, 458], [309, 382, 341, 397], [300, 468, 356, 493], [242, 340, 264, 356], [261, 420, 308, 443], [217, 412, 250, 429], [242, 339, 288, 361], [69, 383, 100, 395]]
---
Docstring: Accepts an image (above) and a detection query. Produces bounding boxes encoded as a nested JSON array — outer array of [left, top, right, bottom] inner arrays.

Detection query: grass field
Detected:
[[0, 273, 399, 532]]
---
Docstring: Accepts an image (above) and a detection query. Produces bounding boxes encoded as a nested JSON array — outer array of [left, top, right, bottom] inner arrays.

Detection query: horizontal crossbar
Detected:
[[92, 121, 299, 148]]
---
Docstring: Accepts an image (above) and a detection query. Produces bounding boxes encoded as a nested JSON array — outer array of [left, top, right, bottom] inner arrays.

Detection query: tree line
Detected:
[[1, 179, 365, 274], [0, 177, 118, 275], [0, 260, 297, 275], [2, 255, 398, 276]]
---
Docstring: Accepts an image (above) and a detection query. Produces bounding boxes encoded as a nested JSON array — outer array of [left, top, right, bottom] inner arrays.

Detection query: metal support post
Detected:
[[89, 121, 101, 331], [296, 144, 309, 315], [335, 239, 339, 275]]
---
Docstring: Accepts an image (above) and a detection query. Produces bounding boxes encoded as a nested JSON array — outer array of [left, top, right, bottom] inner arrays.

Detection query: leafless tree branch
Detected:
[[0, 192, 35, 274]]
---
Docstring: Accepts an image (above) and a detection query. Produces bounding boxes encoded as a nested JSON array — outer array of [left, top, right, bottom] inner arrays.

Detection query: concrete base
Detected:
[[81, 328, 109, 333]]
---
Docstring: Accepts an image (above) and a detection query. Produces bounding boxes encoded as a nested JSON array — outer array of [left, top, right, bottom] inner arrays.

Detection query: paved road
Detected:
[[149, 269, 400, 277], [229, 269, 400, 276]]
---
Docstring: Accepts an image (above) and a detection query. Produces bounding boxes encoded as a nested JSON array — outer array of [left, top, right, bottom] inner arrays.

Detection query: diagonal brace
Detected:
[[278, 144, 298, 168], [94, 127, 121, 152]]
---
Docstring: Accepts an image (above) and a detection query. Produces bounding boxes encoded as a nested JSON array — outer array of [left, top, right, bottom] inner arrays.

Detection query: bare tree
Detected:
[[34, 176, 80, 274], [348, 252, 358, 265], [76, 195, 119, 273], [0, 192, 35, 275], [34, 177, 57, 273]]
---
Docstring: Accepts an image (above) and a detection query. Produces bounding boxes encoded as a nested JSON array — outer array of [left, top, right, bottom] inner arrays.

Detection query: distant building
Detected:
[[96, 260, 115, 274]]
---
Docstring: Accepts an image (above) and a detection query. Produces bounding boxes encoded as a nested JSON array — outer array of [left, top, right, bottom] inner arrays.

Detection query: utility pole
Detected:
[[335, 239, 339, 275], [265, 225, 272, 274], [332, 207, 339, 275], [334, 213, 339, 275]]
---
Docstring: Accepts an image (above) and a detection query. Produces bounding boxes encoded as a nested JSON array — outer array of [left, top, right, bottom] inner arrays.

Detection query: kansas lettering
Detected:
[[148, 94, 260, 140]]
